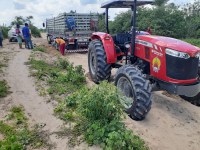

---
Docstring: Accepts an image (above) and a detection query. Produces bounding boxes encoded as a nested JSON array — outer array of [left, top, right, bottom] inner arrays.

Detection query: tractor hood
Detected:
[[137, 35, 200, 57]]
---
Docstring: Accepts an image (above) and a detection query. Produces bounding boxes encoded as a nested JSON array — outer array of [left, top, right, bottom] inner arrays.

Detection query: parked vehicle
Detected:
[[88, 0, 200, 121], [8, 25, 24, 42], [45, 11, 98, 52]]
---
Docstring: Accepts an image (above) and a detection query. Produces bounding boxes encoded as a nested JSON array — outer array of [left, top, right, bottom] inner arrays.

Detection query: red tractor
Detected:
[[88, 0, 200, 120]]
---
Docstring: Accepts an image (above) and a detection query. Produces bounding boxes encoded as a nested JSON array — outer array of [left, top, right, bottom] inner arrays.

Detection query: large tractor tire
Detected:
[[180, 93, 200, 106], [115, 65, 152, 121], [88, 40, 111, 83]]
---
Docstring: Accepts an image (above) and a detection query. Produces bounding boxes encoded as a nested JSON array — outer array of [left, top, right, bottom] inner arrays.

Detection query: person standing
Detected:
[[0, 29, 3, 48], [16, 24, 23, 49], [55, 38, 66, 55], [22, 23, 33, 49]]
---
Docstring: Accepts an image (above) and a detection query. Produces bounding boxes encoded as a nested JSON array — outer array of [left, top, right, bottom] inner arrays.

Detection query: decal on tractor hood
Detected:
[[152, 57, 161, 73], [136, 39, 153, 48], [152, 49, 163, 57]]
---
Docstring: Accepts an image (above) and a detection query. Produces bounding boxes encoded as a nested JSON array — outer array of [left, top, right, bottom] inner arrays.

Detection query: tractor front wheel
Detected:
[[88, 40, 111, 83], [180, 93, 200, 106], [115, 65, 152, 121]]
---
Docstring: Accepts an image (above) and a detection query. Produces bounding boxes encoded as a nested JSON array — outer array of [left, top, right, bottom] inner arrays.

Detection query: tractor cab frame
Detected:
[[102, 0, 154, 56]]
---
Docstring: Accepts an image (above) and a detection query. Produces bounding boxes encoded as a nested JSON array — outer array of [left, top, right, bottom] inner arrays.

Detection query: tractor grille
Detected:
[[166, 54, 199, 80]]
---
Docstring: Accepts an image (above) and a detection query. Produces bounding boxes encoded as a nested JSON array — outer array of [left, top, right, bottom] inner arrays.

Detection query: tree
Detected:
[[98, 14, 106, 32], [183, 0, 200, 38], [11, 16, 25, 26], [154, 0, 169, 7]]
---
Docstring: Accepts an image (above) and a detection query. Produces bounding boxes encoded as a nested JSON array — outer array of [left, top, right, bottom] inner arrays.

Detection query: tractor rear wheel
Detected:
[[88, 40, 111, 83], [115, 65, 152, 121], [180, 93, 200, 106]]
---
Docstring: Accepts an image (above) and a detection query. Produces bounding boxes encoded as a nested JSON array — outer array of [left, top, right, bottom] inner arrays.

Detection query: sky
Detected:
[[0, 0, 194, 28]]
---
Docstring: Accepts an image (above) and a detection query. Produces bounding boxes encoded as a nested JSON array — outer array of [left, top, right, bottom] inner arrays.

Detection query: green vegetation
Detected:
[[28, 52, 147, 149], [0, 26, 9, 39], [30, 25, 41, 38], [33, 46, 46, 52], [0, 106, 51, 149], [55, 82, 148, 150], [0, 80, 9, 98], [182, 39, 200, 48], [29, 58, 86, 96]]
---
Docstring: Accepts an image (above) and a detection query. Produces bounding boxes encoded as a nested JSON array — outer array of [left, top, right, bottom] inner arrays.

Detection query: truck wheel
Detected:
[[115, 65, 152, 121], [180, 93, 200, 106], [88, 40, 111, 83]]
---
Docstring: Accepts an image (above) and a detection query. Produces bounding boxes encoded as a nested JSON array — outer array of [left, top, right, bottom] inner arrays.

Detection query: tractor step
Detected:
[[65, 49, 88, 53]]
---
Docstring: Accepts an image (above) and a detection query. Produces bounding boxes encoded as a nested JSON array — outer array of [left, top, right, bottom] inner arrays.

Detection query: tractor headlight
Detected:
[[165, 48, 190, 59]]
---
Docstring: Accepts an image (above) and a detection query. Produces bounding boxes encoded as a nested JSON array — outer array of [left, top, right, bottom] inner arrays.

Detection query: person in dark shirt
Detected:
[[22, 23, 33, 49], [0, 29, 3, 48]]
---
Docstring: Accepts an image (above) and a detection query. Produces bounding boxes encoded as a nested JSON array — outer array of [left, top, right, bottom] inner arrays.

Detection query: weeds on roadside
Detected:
[[0, 80, 9, 98], [55, 82, 148, 150], [33, 46, 46, 52], [29, 58, 86, 95], [0, 106, 51, 150]]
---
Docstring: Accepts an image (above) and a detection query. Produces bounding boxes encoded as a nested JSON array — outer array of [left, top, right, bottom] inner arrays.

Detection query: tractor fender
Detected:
[[91, 32, 117, 64]]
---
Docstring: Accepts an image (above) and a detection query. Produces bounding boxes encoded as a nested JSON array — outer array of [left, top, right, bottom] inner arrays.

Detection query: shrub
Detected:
[[0, 80, 9, 98], [182, 39, 200, 48], [30, 25, 41, 38], [0, 26, 9, 39], [57, 82, 148, 150], [33, 46, 46, 52]]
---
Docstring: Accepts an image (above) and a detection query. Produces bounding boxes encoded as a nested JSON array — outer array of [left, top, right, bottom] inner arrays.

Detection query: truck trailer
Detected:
[[46, 11, 98, 52]]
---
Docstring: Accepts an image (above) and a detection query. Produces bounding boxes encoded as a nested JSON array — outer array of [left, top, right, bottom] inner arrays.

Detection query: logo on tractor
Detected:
[[152, 57, 161, 72]]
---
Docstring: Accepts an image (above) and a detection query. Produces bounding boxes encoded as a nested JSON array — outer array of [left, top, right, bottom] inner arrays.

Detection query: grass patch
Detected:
[[0, 106, 51, 149], [28, 58, 86, 96], [0, 80, 9, 98], [182, 38, 200, 48], [55, 82, 148, 150], [0, 63, 7, 69], [33, 46, 46, 52]]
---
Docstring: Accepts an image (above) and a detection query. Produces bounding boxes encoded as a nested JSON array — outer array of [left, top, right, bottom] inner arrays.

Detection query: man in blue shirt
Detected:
[[22, 23, 33, 49]]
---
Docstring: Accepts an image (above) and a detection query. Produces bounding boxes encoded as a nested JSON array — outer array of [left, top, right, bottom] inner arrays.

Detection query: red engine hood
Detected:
[[137, 35, 200, 56]]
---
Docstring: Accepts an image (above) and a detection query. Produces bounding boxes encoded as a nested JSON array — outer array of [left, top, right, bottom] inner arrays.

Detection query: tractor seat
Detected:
[[112, 33, 131, 49]]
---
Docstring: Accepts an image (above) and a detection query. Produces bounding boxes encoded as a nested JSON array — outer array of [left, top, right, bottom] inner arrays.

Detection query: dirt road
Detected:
[[1, 36, 200, 150]]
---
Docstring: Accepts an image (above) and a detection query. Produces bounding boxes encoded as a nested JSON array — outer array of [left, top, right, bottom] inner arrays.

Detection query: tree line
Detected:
[[98, 0, 200, 39]]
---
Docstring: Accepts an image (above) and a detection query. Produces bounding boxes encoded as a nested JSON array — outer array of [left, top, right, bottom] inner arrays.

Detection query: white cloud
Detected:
[[0, 0, 193, 28]]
